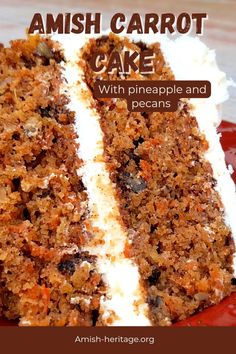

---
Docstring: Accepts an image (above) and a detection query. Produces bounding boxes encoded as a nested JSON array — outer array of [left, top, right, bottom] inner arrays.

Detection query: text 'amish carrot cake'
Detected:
[[0, 33, 235, 326]]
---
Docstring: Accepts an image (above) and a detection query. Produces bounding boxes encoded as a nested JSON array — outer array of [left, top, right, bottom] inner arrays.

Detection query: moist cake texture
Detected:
[[80, 34, 235, 325], [0, 33, 235, 326], [0, 37, 106, 326]]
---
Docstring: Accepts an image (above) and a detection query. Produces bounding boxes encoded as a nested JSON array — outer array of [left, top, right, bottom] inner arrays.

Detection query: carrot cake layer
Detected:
[[0, 37, 107, 326], [79, 33, 236, 325]]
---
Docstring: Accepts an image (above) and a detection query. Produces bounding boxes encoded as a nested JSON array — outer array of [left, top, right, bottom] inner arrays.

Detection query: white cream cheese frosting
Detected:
[[54, 34, 151, 326], [53, 32, 236, 326]]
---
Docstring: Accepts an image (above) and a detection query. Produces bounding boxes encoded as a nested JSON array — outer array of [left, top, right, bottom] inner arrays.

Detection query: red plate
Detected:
[[0, 121, 235, 327]]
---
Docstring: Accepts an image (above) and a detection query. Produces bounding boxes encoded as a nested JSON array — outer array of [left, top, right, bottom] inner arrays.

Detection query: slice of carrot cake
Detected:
[[0, 33, 235, 326]]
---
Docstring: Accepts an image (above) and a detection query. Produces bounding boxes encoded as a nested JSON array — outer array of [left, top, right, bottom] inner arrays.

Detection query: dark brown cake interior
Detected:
[[0, 37, 104, 326]]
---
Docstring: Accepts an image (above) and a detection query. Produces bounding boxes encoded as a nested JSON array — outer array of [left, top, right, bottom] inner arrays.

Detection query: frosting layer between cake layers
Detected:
[[56, 34, 151, 326]]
